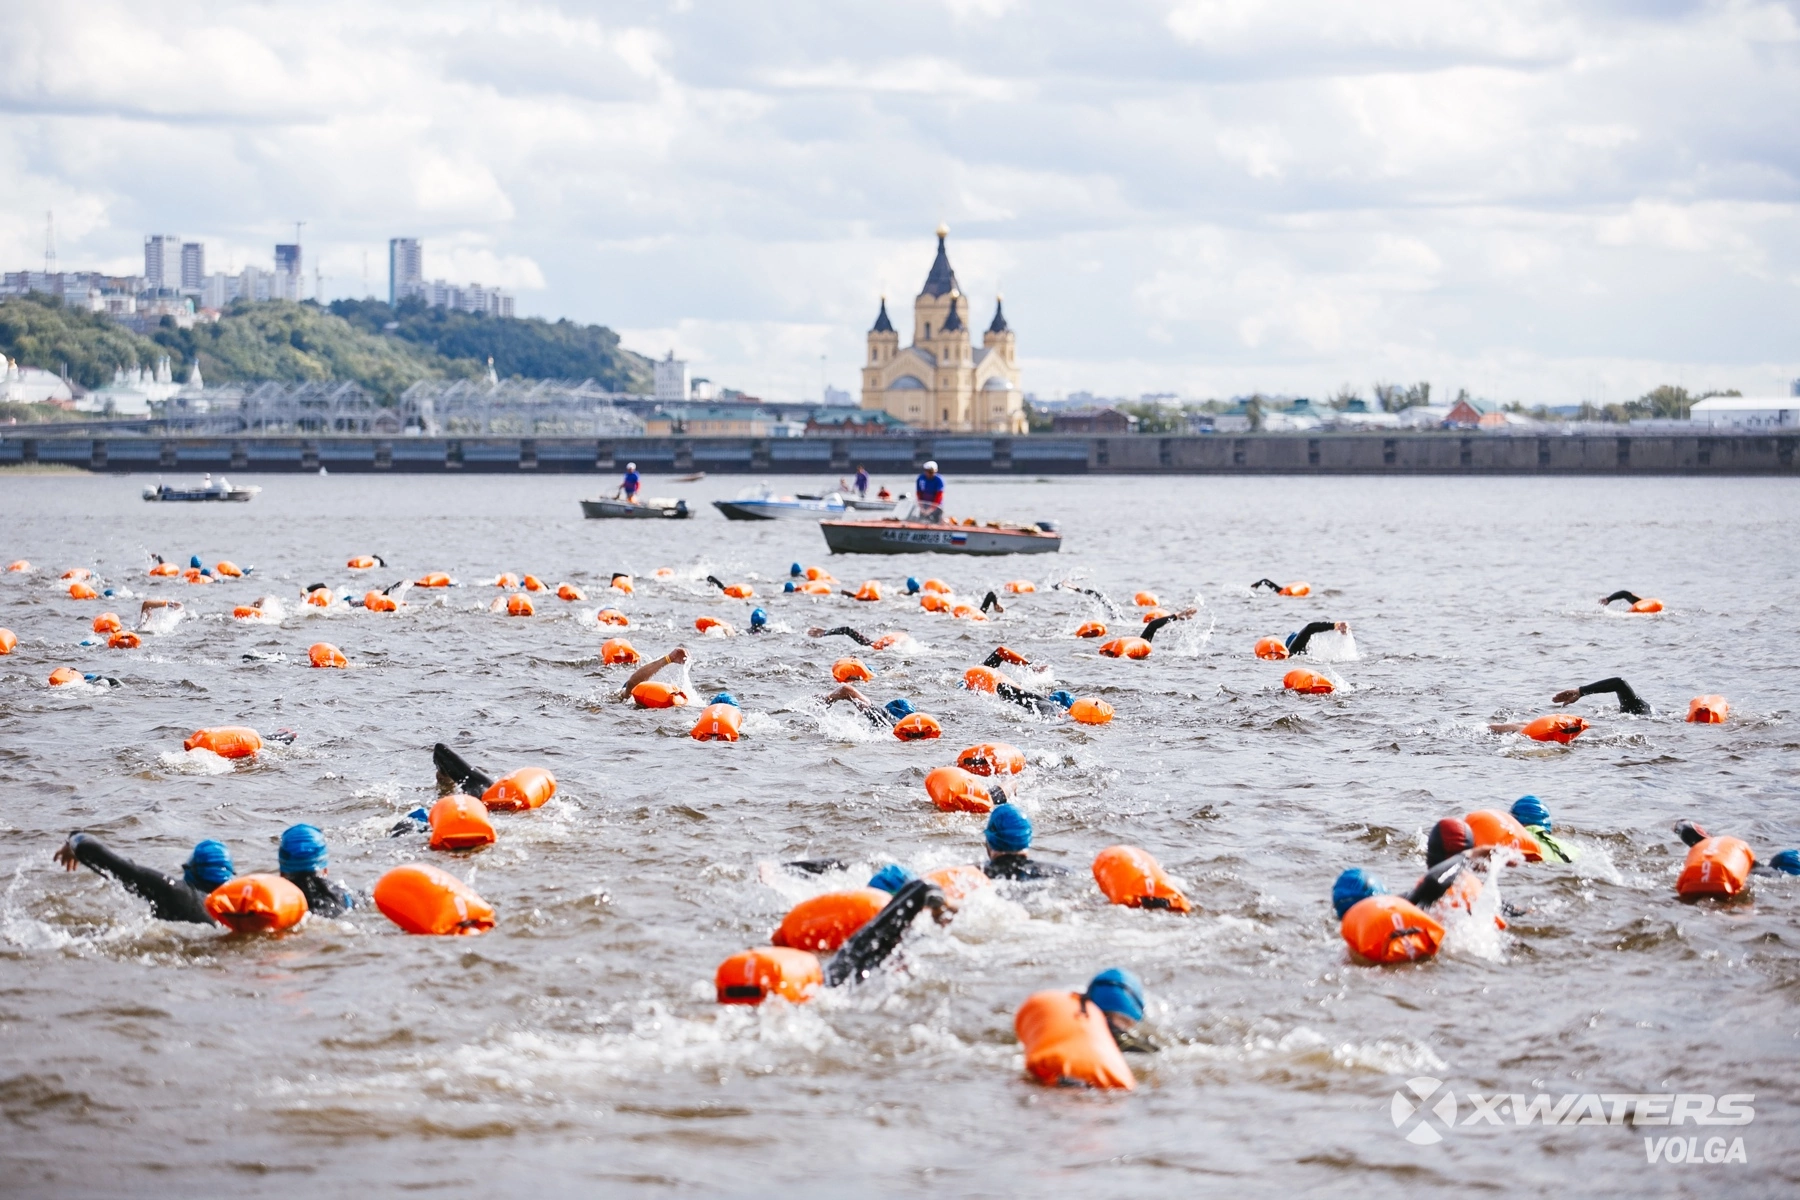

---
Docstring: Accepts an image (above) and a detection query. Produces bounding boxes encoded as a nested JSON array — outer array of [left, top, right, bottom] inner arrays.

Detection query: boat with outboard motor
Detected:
[[714, 485, 850, 522], [581, 496, 691, 519], [142, 475, 261, 502], [820, 503, 1061, 555]]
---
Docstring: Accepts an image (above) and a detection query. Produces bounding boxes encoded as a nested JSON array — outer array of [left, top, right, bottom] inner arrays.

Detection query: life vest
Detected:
[[596, 609, 630, 626], [956, 742, 1026, 776], [691, 703, 744, 741], [373, 864, 495, 935], [924, 765, 993, 813], [853, 581, 882, 601], [1069, 698, 1114, 725], [1074, 621, 1106, 639], [1520, 714, 1587, 743], [892, 713, 943, 741], [92, 612, 122, 634], [556, 583, 585, 601], [1279, 582, 1310, 597], [832, 658, 872, 683], [482, 767, 557, 811], [522, 574, 547, 592], [601, 638, 640, 665], [429, 794, 497, 850], [363, 591, 398, 612], [1092, 845, 1191, 912], [184, 727, 263, 759], [715, 947, 822, 1005], [631, 681, 689, 708], [962, 665, 1003, 692], [922, 579, 952, 594], [922, 864, 991, 904], [721, 583, 754, 599], [347, 555, 378, 570], [49, 667, 81, 686], [1686, 695, 1729, 724], [69, 582, 100, 599], [309, 642, 347, 668], [1254, 636, 1289, 660], [1099, 637, 1151, 659], [414, 572, 451, 588], [1463, 810, 1544, 862], [1630, 598, 1664, 613], [1003, 580, 1036, 593], [1676, 836, 1754, 898], [1014, 991, 1136, 1090], [1133, 591, 1159, 607], [1340, 894, 1445, 964], [215, 561, 244, 578], [770, 888, 891, 952], [0, 628, 16, 655], [1283, 669, 1334, 695], [920, 593, 952, 613], [108, 631, 141, 649], [205, 874, 309, 933]]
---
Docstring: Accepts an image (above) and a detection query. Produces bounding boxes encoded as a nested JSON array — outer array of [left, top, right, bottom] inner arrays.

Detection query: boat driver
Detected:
[[915, 460, 945, 518]]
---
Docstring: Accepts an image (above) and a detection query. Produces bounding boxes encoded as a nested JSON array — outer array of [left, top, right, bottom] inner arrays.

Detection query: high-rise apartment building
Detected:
[[143, 235, 182, 292], [180, 242, 205, 291], [389, 237, 423, 304], [274, 243, 302, 301], [653, 351, 689, 403]]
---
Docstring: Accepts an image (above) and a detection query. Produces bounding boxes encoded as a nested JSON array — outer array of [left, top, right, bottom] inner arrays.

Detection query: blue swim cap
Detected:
[[1047, 690, 1075, 709], [1332, 868, 1385, 918], [790, 563, 803, 577], [905, 577, 920, 594], [1770, 849, 1800, 876], [1085, 967, 1145, 1021], [189, 555, 202, 569], [749, 608, 768, 628], [1511, 794, 1552, 831], [710, 692, 740, 708], [884, 697, 916, 720], [183, 839, 235, 890], [1284, 629, 1299, 650], [868, 864, 916, 893], [985, 804, 1033, 853], [784, 580, 798, 593], [278, 824, 328, 874]]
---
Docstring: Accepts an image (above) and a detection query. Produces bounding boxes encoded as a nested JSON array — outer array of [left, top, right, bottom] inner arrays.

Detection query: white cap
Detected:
[[922, 460, 937, 471], [626, 462, 636, 470]]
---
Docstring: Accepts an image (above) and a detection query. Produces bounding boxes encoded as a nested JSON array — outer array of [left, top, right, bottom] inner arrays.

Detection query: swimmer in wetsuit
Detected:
[[1600, 590, 1650, 607], [619, 646, 690, 696], [809, 625, 875, 645], [1140, 607, 1200, 642], [823, 877, 951, 987], [1510, 795, 1577, 863], [1281, 620, 1349, 656], [822, 683, 917, 728], [136, 597, 184, 630], [984, 804, 1068, 881], [1053, 582, 1120, 618], [979, 590, 1004, 614], [1085, 968, 1157, 1053], [54, 834, 235, 924], [1674, 821, 1800, 876], [1552, 677, 1651, 716], [748, 608, 769, 634], [277, 824, 354, 917]]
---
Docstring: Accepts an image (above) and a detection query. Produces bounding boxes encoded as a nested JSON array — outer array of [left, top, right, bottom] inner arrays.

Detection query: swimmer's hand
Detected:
[[1334, 621, 1350, 634], [806, 627, 826, 637], [54, 835, 82, 871], [667, 647, 689, 665], [1551, 688, 1582, 705]]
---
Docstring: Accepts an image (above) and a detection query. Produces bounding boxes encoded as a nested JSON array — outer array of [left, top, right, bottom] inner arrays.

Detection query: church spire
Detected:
[[921, 224, 959, 297], [987, 295, 1008, 334], [870, 296, 894, 333], [941, 295, 964, 333]]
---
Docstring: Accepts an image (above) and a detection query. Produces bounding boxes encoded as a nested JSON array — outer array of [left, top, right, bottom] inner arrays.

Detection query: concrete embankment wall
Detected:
[[1, 432, 1794, 475]]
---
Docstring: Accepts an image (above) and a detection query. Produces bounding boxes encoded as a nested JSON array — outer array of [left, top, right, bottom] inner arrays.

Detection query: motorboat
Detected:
[[142, 475, 260, 502], [819, 504, 1061, 555], [797, 487, 895, 513], [581, 496, 691, 519], [713, 485, 850, 522]]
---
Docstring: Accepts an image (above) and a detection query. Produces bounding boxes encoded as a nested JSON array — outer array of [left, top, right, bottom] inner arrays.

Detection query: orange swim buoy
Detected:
[[722, 583, 754, 599], [988, 646, 1028, 666], [309, 642, 347, 668], [347, 555, 378, 570], [1139, 608, 1169, 622], [363, 591, 398, 612], [505, 594, 534, 617], [949, 603, 985, 621], [1254, 636, 1289, 660], [92, 612, 122, 634], [1520, 714, 1588, 744], [521, 574, 547, 592], [1462, 810, 1544, 862], [1092, 845, 1191, 912], [184, 727, 263, 759], [148, 562, 179, 577], [690, 703, 744, 742], [6, 560, 30, 573], [204, 874, 308, 933], [653, 567, 676, 579], [1676, 836, 1754, 898], [892, 712, 943, 741], [870, 633, 904, 651], [770, 888, 891, 952], [1003, 580, 1036, 594], [1015, 990, 1136, 1091], [1341, 894, 1445, 963], [611, 575, 634, 594], [922, 863, 992, 904], [1133, 591, 1159, 607], [48, 667, 82, 686], [695, 615, 732, 634], [1069, 697, 1114, 725], [715, 946, 822, 1005], [1630, 598, 1664, 613], [430, 794, 497, 850], [832, 657, 872, 683], [494, 573, 520, 588], [181, 568, 209, 585], [800, 580, 833, 595], [920, 592, 951, 613], [60, 568, 91, 581], [1074, 621, 1106, 639], [1099, 637, 1151, 660], [1283, 669, 1334, 695], [0, 628, 16, 655], [232, 605, 264, 620], [482, 767, 557, 811], [956, 742, 1026, 776], [1279, 582, 1311, 597], [924, 765, 993, 813], [962, 664, 1003, 693], [557, 583, 585, 602], [68, 582, 99, 600], [853, 581, 882, 602], [1686, 695, 1729, 724], [414, 572, 451, 588], [922, 579, 952, 594], [601, 637, 640, 665], [215, 561, 244, 578], [803, 566, 832, 582], [306, 588, 333, 607], [373, 863, 495, 935], [596, 609, 630, 626], [631, 681, 689, 708], [107, 631, 141, 650]]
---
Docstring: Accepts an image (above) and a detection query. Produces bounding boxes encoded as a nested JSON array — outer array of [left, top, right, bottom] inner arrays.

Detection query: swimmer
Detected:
[[823, 877, 951, 987], [984, 804, 1067, 881], [748, 607, 769, 634], [979, 590, 1004, 614], [277, 824, 354, 917], [136, 597, 183, 630], [996, 681, 1074, 717], [1599, 590, 1651, 607], [54, 833, 235, 924], [1551, 677, 1651, 716], [433, 742, 494, 797], [1016, 968, 1155, 1090], [1140, 606, 1200, 642], [1248, 578, 1289, 593], [1280, 620, 1349, 656], [822, 683, 918, 729], [1675, 821, 1800, 876], [809, 625, 877, 646], [1511, 795, 1576, 863], [1053, 581, 1120, 618], [619, 646, 690, 696]]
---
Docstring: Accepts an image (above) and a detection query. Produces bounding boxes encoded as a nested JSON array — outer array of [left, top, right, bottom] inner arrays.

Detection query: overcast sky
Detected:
[[4, 0, 1797, 402]]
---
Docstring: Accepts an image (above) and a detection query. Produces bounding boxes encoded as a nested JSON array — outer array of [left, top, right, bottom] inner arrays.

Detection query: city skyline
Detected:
[[2, 1, 1795, 405]]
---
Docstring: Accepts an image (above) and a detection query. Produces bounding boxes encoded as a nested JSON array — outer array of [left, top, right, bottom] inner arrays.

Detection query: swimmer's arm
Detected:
[[1554, 677, 1649, 716], [1141, 607, 1199, 643], [620, 647, 689, 693], [1250, 578, 1282, 592], [1284, 620, 1338, 656], [979, 590, 1004, 614], [56, 833, 213, 923], [432, 743, 494, 796], [824, 880, 944, 987], [807, 626, 875, 646], [822, 683, 876, 715], [1405, 856, 1466, 909], [1600, 590, 1641, 605]]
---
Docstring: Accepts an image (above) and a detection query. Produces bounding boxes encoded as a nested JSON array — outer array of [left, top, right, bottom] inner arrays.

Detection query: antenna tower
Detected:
[[44, 211, 56, 274]]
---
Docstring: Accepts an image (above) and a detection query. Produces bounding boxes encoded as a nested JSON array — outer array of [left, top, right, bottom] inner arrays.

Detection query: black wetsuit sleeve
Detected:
[[1250, 578, 1281, 592], [983, 853, 1068, 881], [980, 590, 1002, 613], [994, 682, 1057, 715], [1601, 590, 1642, 605], [1142, 614, 1183, 642], [1285, 621, 1336, 656], [286, 871, 354, 918], [433, 743, 495, 796], [69, 834, 215, 924], [1576, 677, 1650, 715], [816, 626, 875, 646], [825, 880, 943, 987], [1406, 854, 1467, 910]]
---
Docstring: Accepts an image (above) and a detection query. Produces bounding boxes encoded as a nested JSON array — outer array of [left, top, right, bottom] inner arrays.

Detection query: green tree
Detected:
[[0, 295, 166, 389]]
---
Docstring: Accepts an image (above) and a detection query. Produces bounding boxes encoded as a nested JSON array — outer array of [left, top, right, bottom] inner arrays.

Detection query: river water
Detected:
[[0, 471, 1795, 1197]]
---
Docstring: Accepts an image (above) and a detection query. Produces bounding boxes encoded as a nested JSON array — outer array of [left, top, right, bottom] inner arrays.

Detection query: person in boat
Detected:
[[876, 485, 892, 501], [854, 465, 870, 497], [618, 462, 641, 504], [915, 460, 945, 518], [984, 804, 1066, 881], [823, 683, 918, 729], [54, 833, 235, 924], [278, 824, 354, 917], [619, 646, 690, 696]]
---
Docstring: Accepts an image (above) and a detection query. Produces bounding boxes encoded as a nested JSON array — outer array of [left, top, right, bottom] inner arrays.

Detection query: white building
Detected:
[[1, 356, 74, 404], [389, 237, 423, 304], [200, 265, 274, 309], [144, 235, 182, 291], [653, 350, 688, 403], [76, 357, 190, 416], [1689, 396, 1799, 430]]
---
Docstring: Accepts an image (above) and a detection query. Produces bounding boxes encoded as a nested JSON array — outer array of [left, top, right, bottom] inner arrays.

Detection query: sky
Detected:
[[3, 0, 1797, 404]]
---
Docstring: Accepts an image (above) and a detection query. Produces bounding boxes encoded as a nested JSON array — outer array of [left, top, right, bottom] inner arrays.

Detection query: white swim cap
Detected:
[[923, 460, 938, 471], [626, 462, 636, 470]]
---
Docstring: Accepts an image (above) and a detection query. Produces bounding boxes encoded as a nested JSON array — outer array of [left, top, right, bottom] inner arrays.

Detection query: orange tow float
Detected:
[[1340, 894, 1444, 964], [1092, 845, 1191, 912], [853, 581, 882, 601], [1463, 810, 1544, 861], [1282, 669, 1334, 695], [1254, 636, 1289, 660], [956, 742, 1025, 776], [631, 681, 689, 708], [504, 594, 534, 617], [690, 703, 744, 741], [596, 608, 630, 626], [309, 642, 348, 668], [892, 713, 943, 741], [1069, 697, 1114, 725], [770, 889, 890, 952], [1014, 991, 1135, 1090], [601, 638, 640, 665], [1686, 695, 1729, 724], [205, 874, 309, 933], [374, 864, 495, 935], [482, 767, 557, 811], [184, 727, 263, 759], [429, 795, 497, 850], [1099, 636, 1151, 659], [715, 947, 822, 1005], [1677, 836, 1754, 898], [1519, 714, 1588, 744], [0, 628, 16, 655], [1073, 621, 1106, 639], [832, 658, 872, 682], [924, 765, 994, 813]]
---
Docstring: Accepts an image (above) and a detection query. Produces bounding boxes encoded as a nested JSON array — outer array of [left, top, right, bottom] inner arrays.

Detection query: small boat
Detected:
[[714, 485, 849, 522], [581, 496, 691, 519], [671, 472, 707, 483], [820, 504, 1061, 556], [843, 496, 897, 512], [142, 475, 260, 503]]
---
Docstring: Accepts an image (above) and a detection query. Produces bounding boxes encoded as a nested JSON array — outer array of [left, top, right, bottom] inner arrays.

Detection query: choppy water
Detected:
[[1, 471, 1796, 1197]]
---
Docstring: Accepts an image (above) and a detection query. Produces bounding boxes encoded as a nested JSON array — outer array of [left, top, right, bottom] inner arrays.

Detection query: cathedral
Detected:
[[860, 226, 1025, 433]]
